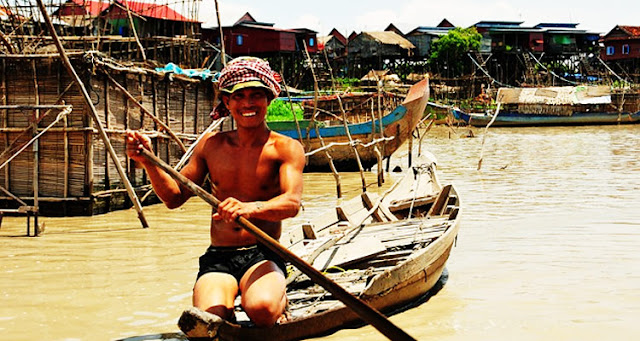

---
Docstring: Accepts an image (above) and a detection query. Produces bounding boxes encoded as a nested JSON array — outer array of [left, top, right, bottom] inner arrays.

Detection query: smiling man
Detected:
[[125, 57, 305, 327]]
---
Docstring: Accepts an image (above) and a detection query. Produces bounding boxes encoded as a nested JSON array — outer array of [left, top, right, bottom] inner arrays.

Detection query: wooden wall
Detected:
[[0, 54, 216, 215]]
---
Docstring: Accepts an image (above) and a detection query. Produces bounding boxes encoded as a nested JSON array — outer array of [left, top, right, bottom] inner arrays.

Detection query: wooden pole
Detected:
[[335, 95, 367, 192], [122, 0, 146, 61], [31, 60, 39, 236], [302, 40, 342, 197], [2, 59, 8, 191], [214, 0, 226, 67], [36, 0, 149, 228], [477, 102, 502, 171], [139, 148, 416, 341]]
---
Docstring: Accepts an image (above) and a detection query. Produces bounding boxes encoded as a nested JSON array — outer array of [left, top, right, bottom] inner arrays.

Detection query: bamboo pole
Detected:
[[104, 76, 111, 191], [0, 28, 13, 53], [63, 114, 69, 198], [138, 74, 145, 127], [2, 59, 7, 191], [301, 40, 341, 197], [181, 86, 186, 134], [417, 114, 435, 157], [371, 99, 383, 186], [0, 184, 27, 206], [377, 79, 388, 172], [193, 83, 199, 134], [0, 107, 72, 172], [36, 0, 149, 229], [477, 102, 502, 171], [336, 95, 367, 192], [122, 0, 146, 61], [279, 66, 304, 147], [214, 0, 226, 67], [32, 60, 39, 235]]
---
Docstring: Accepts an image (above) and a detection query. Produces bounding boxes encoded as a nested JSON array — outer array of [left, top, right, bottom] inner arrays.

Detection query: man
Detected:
[[125, 57, 305, 327]]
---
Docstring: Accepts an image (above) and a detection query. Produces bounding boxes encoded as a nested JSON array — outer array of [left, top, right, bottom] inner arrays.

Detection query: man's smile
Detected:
[[242, 112, 257, 117]]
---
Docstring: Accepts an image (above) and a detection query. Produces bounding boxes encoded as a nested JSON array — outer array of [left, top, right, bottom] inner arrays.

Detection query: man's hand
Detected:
[[213, 197, 262, 223], [125, 130, 153, 166]]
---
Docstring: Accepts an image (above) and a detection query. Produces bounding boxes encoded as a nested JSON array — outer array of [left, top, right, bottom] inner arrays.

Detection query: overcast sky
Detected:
[[197, 0, 637, 36]]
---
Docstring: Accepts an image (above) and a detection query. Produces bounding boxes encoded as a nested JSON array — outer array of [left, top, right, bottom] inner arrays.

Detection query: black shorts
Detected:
[[196, 244, 287, 282]]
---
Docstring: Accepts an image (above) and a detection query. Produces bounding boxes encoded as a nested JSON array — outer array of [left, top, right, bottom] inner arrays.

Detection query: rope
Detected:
[[527, 51, 579, 85], [467, 53, 512, 88], [304, 136, 395, 157], [597, 57, 628, 84]]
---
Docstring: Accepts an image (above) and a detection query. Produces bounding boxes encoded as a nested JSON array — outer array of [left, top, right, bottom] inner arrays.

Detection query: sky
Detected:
[[197, 0, 639, 36]]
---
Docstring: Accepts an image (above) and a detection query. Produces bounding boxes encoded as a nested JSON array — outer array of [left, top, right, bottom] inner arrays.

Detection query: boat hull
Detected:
[[269, 79, 429, 172], [218, 242, 455, 341], [454, 109, 640, 127]]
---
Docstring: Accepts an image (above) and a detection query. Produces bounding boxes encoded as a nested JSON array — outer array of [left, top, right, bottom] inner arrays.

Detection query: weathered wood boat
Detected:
[[267, 78, 429, 172], [454, 85, 640, 127], [178, 153, 461, 340]]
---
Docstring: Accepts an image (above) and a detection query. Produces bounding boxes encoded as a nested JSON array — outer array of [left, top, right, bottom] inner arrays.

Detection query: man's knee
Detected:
[[243, 290, 286, 327], [243, 300, 282, 327]]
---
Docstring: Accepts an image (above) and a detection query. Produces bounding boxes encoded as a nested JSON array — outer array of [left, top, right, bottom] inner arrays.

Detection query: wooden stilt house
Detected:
[[0, 52, 218, 216]]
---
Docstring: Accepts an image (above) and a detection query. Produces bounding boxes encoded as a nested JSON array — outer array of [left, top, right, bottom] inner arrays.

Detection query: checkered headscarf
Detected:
[[211, 57, 282, 119]]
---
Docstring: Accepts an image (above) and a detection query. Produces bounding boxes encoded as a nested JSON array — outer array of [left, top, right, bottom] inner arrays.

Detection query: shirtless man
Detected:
[[125, 57, 305, 327]]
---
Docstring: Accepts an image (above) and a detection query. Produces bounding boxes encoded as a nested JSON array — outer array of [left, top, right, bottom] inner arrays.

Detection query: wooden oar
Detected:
[[139, 148, 416, 341]]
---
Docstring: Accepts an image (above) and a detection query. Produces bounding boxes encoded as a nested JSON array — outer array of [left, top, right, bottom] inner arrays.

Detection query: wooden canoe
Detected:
[[178, 153, 461, 340], [267, 79, 430, 172]]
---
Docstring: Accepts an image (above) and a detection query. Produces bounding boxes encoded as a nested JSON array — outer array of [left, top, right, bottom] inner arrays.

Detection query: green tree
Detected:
[[428, 27, 482, 77]]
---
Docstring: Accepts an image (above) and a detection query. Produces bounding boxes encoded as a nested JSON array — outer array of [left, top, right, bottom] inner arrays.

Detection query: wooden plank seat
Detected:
[[426, 184, 452, 217], [335, 195, 377, 226], [360, 192, 398, 222], [388, 194, 438, 212]]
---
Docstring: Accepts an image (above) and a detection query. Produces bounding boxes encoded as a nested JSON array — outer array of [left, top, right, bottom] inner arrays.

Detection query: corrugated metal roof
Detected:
[[238, 23, 298, 33], [619, 26, 640, 37], [117, 0, 199, 22], [535, 23, 579, 29], [474, 21, 523, 28], [362, 31, 415, 49], [69, 0, 110, 16], [407, 26, 453, 36]]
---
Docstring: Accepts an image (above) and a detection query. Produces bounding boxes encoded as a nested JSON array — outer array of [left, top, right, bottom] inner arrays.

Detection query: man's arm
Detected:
[[216, 137, 305, 223], [125, 130, 209, 209]]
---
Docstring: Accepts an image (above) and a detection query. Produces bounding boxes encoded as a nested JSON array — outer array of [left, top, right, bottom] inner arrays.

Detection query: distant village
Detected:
[[206, 13, 640, 96], [1, 0, 639, 94]]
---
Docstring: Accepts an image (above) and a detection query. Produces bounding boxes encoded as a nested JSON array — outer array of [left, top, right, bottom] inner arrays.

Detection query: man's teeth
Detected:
[[242, 112, 256, 117]]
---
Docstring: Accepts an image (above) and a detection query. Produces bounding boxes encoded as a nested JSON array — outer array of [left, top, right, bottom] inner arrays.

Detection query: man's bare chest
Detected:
[[207, 153, 281, 200]]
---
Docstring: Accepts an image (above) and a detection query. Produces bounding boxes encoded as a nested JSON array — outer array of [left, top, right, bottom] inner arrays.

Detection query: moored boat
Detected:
[[267, 79, 429, 172], [178, 153, 461, 340], [454, 85, 640, 127]]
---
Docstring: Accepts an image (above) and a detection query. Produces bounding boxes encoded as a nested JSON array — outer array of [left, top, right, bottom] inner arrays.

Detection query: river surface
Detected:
[[1, 124, 639, 341]]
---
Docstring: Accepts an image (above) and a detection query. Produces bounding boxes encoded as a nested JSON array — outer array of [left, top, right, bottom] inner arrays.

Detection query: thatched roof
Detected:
[[362, 31, 415, 50], [361, 69, 389, 81], [497, 86, 611, 105]]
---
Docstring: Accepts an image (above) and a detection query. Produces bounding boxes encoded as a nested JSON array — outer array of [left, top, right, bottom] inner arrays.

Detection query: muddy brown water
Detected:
[[1, 125, 639, 340]]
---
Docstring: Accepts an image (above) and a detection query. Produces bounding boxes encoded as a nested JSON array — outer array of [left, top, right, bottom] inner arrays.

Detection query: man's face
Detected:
[[223, 87, 271, 128]]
